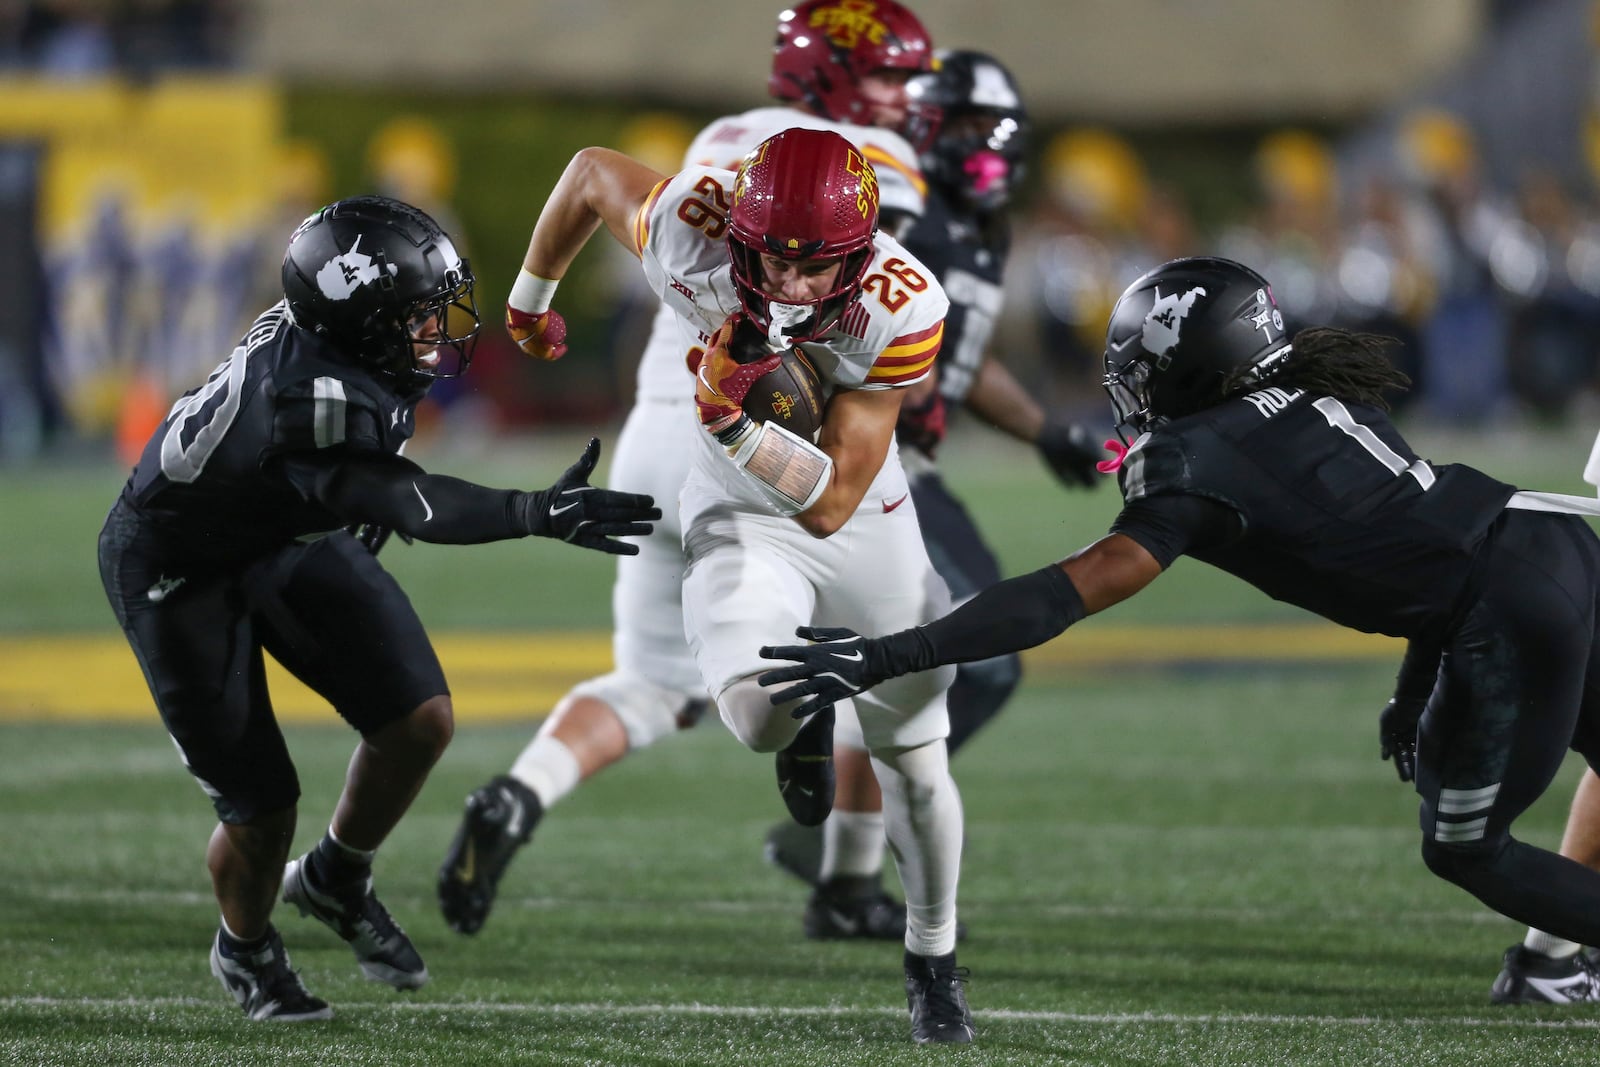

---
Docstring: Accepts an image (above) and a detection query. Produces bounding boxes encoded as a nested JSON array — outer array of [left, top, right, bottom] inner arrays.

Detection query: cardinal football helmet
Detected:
[[1102, 257, 1293, 439], [903, 50, 1029, 213], [769, 0, 933, 125], [727, 128, 880, 344], [282, 195, 479, 380]]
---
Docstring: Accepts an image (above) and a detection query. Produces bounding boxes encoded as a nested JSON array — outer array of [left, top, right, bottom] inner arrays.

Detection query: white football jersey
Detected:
[[634, 163, 948, 511], [631, 106, 926, 401]]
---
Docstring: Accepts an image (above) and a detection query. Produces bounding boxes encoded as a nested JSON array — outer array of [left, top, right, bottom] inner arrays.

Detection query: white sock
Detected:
[[1524, 928, 1583, 960], [872, 742, 963, 958], [819, 809, 886, 881], [510, 735, 581, 809]]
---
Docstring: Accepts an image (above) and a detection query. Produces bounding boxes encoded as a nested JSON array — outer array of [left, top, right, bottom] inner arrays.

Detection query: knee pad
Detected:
[[565, 671, 706, 751], [717, 676, 799, 753]]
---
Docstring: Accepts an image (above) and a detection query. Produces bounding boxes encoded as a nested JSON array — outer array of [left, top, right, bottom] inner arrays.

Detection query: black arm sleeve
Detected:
[[1109, 493, 1244, 568], [276, 451, 529, 545], [1392, 636, 1444, 704], [871, 564, 1087, 678]]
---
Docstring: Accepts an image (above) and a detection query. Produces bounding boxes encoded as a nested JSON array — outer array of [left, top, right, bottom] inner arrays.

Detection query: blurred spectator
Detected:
[[1328, 172, 1431, 413], [3, 1, 240, 77], [1003, 126, 1161, 409], [1219, 130, 1343, 329], [1492, 169, 1600, 420], [1396, 108, 1516, 424]]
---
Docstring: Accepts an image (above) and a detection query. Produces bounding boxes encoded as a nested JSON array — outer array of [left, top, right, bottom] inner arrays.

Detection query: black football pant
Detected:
[[1414, 509, 1600, 944], [98, 503, 448, 823], [909, 469, 1021, 755]]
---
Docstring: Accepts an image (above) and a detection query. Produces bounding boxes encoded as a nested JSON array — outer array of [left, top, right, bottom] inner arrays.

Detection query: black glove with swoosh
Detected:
[[758, 626, 899, 719], [516, 437, 661, 555]]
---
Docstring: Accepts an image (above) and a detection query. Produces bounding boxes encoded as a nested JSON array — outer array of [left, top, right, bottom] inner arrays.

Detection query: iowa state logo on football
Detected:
[[769, 390, 798, 420]]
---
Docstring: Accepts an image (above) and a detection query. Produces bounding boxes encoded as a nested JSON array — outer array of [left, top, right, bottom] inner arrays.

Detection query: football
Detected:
[[741, 346, 826, 442]]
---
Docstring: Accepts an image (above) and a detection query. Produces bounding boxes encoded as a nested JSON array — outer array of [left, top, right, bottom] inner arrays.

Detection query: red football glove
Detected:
[[896, 391, 947, 458], [694, 315, 780, 443], [506, 305, 569, 361]]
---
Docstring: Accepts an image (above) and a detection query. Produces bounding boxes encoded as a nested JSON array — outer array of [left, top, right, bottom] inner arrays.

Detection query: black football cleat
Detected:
[[804, 876, 906, 941], [437, 774, 542, 935], [210, 926, 332, 1022], [282, 854, 428, 990], [1490, 944, 1600, 1004], [775, 705, 834, 827], [904, 949, 975, 1044]]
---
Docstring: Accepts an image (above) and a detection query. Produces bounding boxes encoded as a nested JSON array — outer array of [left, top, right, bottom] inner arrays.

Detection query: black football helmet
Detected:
[[1102, 256, 1293, 440], [903, 50, 1029, 213], [282, 195, 479, 380]]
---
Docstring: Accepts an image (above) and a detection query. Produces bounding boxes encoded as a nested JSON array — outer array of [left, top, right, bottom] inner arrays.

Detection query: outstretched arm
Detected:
[[521, 147, 667, 278], [759, 533, 1163, 716], [508, 148, 668, 360], [277, 438, 660, 555]]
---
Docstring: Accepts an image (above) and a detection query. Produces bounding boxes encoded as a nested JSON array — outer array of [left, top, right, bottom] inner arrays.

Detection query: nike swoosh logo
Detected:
[[412, 482, 433, 522], [1108, 335, 1138, 352], [453, 841, 476, 882], [550, 500, 581, 517], [883, 493, 908, 513], [830, 650, 864, 662]]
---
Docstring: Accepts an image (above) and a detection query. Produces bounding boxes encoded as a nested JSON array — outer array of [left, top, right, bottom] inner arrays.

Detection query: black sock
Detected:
[[821, 873, 880, 899], [310, 831, 373, 888]]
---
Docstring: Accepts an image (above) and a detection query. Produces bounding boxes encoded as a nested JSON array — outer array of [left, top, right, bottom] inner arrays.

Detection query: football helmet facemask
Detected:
[[282, 195, 479, 381], [727, 128, 880, 345], [769, 0, 933, 124], [1102, 256, 1294, 441], [903, 49, 1029, 214]]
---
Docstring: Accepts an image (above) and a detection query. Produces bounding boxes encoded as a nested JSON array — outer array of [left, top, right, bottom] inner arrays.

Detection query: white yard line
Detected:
[[2, 995, 1598, 1031]]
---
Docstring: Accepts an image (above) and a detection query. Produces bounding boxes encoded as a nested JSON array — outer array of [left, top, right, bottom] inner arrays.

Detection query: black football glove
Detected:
[[759, 626, 892, 720], [1378, 696, 1424, 783], [518, 437, 661, 555], [1036, 413, 1102, 489]]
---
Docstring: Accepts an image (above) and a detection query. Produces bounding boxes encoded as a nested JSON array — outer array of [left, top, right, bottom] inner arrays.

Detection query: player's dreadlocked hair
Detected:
[[1222, 327, 1412, 410]]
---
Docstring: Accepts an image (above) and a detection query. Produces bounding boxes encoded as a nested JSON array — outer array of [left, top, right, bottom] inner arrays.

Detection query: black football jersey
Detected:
[[120, 301, 426, 568], [1113, 386, 1516, 638], [899, 189, 1010, 410]]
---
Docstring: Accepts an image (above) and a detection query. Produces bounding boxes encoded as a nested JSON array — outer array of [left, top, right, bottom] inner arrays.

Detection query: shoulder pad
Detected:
[[1117, 428, 1194, 503], [270, 373, 403, 455]]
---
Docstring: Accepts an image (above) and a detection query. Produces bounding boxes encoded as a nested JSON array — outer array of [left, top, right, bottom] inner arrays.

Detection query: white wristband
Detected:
[[509, 268, 560, 314]]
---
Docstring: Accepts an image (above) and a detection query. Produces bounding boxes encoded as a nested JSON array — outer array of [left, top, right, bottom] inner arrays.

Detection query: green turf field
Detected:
[[3, 423, 1598, 1064]]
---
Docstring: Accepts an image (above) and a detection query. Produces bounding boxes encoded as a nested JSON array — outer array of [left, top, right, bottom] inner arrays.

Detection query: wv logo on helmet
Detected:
[[316, 235, 398, 302]]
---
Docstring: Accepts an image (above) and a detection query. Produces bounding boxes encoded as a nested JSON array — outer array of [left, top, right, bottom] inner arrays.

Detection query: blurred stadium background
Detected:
[[3, 0, 1600, 455], [8, 2, 1600, 1063]]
